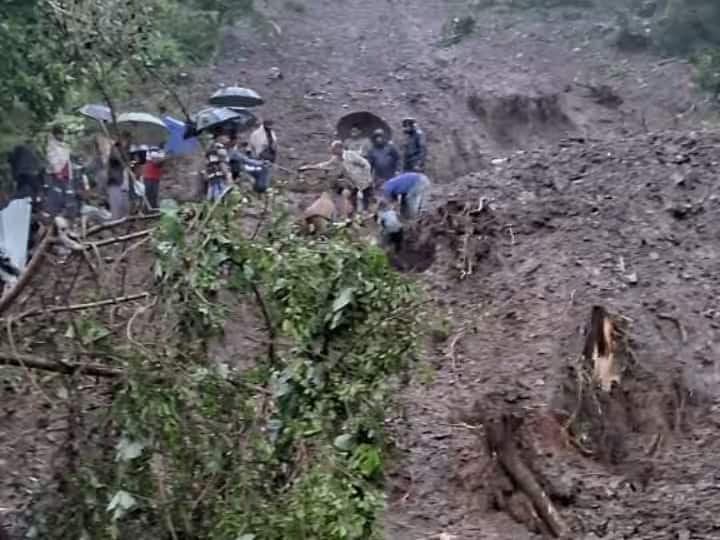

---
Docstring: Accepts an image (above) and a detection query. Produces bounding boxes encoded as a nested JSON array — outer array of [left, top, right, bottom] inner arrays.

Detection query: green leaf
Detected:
[[332, 287, 354, 313], [236, 534, 256, 540], [107, 490, 136, 521], [115, 437, 145, 462], [333, 434, 354, 451]]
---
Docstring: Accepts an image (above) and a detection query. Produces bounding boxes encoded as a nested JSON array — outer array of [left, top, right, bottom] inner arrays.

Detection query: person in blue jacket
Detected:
[[381, 171, 431, 220]]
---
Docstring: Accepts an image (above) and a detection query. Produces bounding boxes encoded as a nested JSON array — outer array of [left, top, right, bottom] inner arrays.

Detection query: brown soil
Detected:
[[4, 0, 720, 539]]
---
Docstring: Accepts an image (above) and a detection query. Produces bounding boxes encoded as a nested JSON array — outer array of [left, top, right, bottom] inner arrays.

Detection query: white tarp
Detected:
[[0, 197, 32, 273]]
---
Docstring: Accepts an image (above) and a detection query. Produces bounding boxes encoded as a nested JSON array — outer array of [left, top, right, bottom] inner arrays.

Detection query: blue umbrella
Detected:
[[162, 116, 198, 155]]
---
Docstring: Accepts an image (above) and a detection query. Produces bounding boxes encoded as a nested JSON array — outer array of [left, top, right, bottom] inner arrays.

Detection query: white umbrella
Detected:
[[116, 112, 169, 146]]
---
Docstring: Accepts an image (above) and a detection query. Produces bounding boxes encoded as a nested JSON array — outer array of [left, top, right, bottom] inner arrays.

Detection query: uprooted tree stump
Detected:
[[556, 305, 635, 462], [555, 305, 692, 464]]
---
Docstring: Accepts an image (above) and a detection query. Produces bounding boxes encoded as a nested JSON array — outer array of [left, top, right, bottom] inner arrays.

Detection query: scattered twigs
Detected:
[[0, 231, 54, 316], [657, 312, 688, 344], [14, 292, 151, 320], [6, 316, 55, 405], [445, 329, 466, 370]]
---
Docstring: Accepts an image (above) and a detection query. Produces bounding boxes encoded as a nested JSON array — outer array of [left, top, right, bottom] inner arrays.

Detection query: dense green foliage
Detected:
[[31, 193, 421, 539], [0, 0, 256, 193]]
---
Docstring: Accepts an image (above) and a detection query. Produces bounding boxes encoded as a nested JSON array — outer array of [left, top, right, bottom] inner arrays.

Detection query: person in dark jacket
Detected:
[[400, 117, 427, 172], [8, 140, 42, 202], [365, 129, 400, 185]]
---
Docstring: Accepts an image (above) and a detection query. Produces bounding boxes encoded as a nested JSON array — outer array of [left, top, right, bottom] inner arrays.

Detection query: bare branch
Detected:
[[0, 231, 54, 317], [15, 292, 151, 320], [0, 351, 123, 378]]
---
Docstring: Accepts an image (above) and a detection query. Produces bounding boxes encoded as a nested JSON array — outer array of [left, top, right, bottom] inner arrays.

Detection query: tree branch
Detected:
[[88, 229, 155, 249], [0, 352, 123, 378], [86, 213, 161, 237], [0, 231, 54, 317], [15, 292, 151, 320]]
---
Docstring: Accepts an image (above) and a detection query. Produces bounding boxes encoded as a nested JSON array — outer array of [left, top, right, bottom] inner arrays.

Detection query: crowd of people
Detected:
[[200, 120, 277, 201], [5, 111, 429, 260], [300, 116, 431, 252]]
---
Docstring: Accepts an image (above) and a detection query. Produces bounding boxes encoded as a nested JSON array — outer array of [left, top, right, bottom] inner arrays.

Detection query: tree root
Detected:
[[482, 412, 569, 538]]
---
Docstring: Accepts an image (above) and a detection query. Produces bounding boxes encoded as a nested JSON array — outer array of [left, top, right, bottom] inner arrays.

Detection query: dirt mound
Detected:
[[468, 92, 576, 147], [389, 128, 720, 539]]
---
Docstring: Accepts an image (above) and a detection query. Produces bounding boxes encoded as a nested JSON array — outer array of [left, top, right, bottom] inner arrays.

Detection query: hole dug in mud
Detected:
[[463, 306, 697, 538], [413, 197, 502, 279], [468, 92, 575, 147]]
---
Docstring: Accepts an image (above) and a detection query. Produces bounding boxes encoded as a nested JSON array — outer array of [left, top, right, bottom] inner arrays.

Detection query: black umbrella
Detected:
[[209, 87, 264, 108], [336, 111, 392, 141], [184, 107, 256, 139], [78, 104, 112, 123]]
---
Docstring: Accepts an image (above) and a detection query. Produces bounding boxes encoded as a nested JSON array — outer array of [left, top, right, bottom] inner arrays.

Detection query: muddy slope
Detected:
[[389, 130, 720, 539], [206, 0, 701, 185], [3, 0, 719, 537]]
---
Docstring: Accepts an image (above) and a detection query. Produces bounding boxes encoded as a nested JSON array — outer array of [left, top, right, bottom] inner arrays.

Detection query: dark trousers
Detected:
[[14, 172, 42, 202], [144, 179, 160, 209]]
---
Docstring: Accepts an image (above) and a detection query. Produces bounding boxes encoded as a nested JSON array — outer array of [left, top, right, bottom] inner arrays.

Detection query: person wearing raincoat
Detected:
[[299, 140, 373, 213], [45, 125, 77, 217]]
